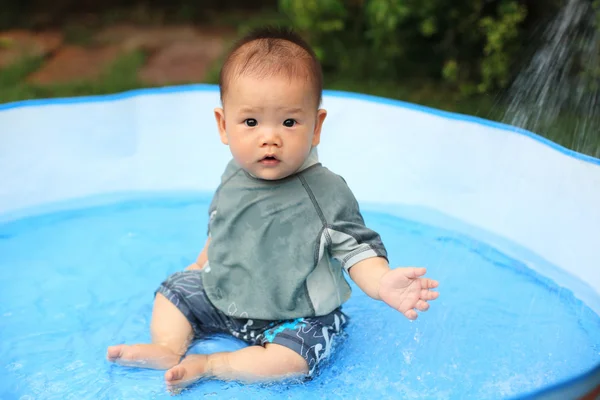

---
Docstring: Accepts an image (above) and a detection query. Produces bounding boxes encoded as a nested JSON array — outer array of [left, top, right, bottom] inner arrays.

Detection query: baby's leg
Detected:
[[165, 308, 348, 391], [107, 292, 193, 370], [165, 343, 308, 391]]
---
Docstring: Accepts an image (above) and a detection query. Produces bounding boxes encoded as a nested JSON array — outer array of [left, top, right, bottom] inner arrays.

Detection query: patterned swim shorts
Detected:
[[156, 270, 349, 377]]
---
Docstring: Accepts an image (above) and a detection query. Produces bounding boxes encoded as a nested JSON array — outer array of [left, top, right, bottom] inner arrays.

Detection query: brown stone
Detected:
[[138, 42, 214, 85], [94, 24, 234, 53], [138, 31, 229, 85], [27, 45, 122, 85], [93, 24, 233, 85], [0, 30, 63, 69]]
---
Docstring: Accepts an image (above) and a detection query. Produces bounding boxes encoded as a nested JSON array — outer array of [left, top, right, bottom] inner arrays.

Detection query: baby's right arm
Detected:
[[185, 237, 211, 271]]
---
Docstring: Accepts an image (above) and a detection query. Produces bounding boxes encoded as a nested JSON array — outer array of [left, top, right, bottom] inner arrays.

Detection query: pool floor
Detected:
[[1, 194, 599, 399]]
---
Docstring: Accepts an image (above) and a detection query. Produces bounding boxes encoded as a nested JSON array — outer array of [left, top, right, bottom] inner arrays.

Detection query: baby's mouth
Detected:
[[259, 155, 280, 165]]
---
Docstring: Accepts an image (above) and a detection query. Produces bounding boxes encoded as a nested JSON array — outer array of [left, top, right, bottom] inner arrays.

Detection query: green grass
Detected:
[[63, 23, 96, 46], [0, 50, 150, 104], [0, 56, 46, 88]]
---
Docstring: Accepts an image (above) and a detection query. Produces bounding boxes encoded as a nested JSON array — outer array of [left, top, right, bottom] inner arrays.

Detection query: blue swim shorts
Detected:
[[156, 270, 349, 377]]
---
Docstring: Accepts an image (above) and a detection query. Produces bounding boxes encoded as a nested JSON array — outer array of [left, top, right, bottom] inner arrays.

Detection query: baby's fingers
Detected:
[[421, 278, 439, 289], [415, 300, 430, 311], [403, 309, 418, 320], [421, 288, 439, 301]]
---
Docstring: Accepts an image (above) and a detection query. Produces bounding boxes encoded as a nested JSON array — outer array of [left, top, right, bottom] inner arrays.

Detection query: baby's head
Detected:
[[214, 26, 327, 180]]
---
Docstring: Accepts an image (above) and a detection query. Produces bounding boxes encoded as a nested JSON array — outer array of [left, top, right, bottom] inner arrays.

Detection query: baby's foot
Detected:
[[106, 344, 181, 369], [165, 354, 209, 393]]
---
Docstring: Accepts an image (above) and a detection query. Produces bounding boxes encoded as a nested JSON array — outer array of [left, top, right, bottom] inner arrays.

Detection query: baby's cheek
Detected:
[[230, 138, 250, 153]]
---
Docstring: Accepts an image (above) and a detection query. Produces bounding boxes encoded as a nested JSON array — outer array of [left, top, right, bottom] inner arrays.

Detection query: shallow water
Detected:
[[1, 194, 599, 400]]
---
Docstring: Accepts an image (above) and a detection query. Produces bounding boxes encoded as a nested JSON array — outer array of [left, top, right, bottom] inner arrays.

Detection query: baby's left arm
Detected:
[[348, 258, 439, 320], [323, 175, 439, 319]]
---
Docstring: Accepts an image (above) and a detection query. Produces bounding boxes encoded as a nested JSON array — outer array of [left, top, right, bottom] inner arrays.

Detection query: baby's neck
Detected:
[[297, 147, 319, 172]]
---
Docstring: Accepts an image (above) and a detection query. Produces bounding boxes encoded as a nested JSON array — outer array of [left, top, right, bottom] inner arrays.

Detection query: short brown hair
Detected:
[[218, 26, 323, 107]]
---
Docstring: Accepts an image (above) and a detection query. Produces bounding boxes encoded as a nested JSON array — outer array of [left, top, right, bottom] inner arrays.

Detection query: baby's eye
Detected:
[[245, 118, 258, 127], [283, 119, 296, 127]]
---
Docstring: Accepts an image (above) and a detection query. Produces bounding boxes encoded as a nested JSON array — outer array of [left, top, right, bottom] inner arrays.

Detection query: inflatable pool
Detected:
[[1, 85, 599, 399]]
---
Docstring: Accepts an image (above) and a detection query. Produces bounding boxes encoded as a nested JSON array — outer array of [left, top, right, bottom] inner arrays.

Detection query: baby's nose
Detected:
[[260, 128, 282, 146]]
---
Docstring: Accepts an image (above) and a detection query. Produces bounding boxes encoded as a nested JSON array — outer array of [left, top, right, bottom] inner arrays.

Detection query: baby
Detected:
[[107, 26, 439, 392]]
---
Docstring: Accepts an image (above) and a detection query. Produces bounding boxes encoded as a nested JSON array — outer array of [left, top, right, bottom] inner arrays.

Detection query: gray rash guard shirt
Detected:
[[201, 156, 388, 321]]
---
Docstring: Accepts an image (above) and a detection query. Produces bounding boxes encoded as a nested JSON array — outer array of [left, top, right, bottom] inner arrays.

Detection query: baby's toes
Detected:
[[106, 345, 125, 362], [165, 365, 186, 383]]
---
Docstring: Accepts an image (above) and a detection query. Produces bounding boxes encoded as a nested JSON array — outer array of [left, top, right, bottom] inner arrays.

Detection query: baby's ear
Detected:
[[214, 108, 228, 145], [312, 109, 327, 146]]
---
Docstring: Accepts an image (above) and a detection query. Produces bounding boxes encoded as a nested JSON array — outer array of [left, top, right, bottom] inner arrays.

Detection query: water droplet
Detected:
[[413, 329, 422, 342], [8, 362, 22, 371], [402, 350, 412, 364]]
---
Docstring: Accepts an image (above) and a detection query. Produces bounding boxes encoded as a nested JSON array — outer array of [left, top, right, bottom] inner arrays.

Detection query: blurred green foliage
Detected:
[[279, 0, 532, 96]]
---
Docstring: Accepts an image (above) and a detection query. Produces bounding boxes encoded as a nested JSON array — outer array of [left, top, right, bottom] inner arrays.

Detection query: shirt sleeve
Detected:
[[324, 177, 388, 273]]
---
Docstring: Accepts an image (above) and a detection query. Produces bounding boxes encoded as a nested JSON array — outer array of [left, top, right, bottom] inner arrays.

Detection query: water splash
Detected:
[[501, 0, 600, 158]]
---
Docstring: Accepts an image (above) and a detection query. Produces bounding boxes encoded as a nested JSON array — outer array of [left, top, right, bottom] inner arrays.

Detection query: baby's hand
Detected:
[[378, 267, 439, 320]]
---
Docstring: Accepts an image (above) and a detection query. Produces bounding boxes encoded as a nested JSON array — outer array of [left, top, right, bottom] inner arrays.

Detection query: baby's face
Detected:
[[215, 74, 326, 180]]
